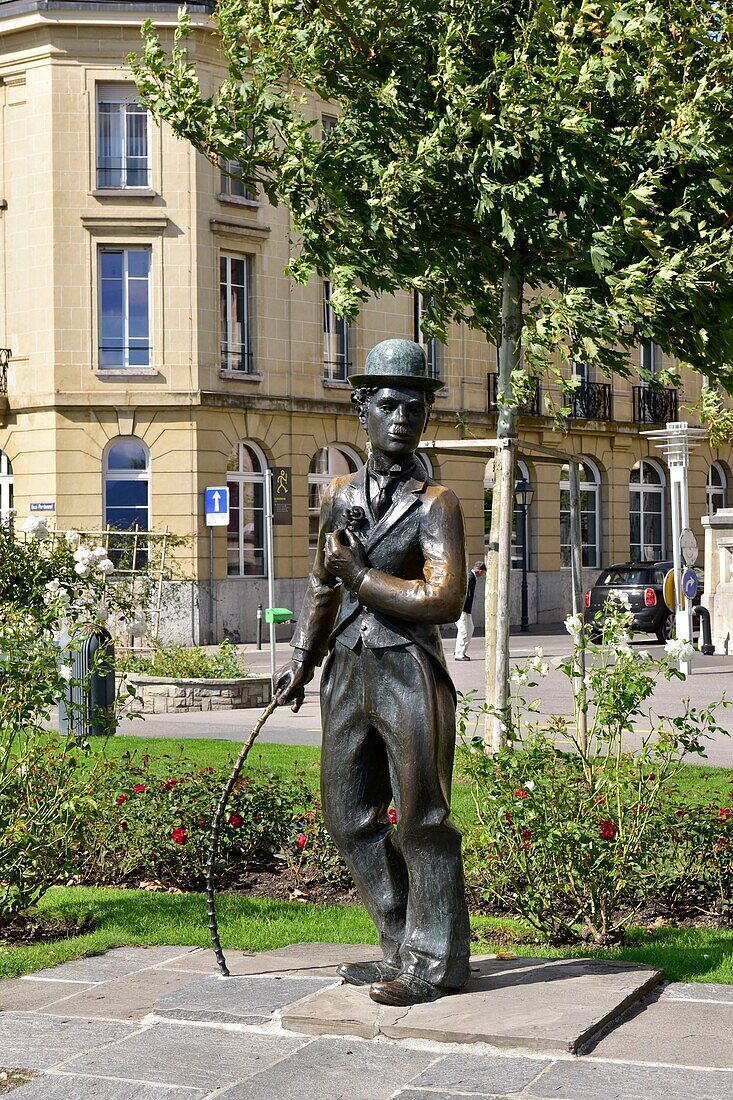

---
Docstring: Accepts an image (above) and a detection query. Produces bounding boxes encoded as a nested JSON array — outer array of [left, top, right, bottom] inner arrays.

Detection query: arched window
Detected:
[[227, 441, 267, 576], [308, 445, 361, 549], [484, 458, 533, 570], [104, 438, 149, 531], [0, 450, 13, 519], [560, 459, 601, 568], [707, 462, 728, 516], [629, 459, 666, 561]]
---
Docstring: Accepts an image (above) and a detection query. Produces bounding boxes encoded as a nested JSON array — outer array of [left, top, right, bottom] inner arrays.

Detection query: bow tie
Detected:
[[368, 461, 414, 520]]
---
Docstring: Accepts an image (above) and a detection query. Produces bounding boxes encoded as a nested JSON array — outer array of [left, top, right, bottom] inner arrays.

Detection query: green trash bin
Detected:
[[264, 607, 293, 625]]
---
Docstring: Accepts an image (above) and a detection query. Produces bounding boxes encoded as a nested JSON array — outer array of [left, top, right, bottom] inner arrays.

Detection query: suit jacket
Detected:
[[290, 463, 467, 676]]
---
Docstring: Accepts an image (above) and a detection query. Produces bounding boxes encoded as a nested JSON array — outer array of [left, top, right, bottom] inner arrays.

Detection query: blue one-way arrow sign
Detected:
[[204, 486, 230, 527]]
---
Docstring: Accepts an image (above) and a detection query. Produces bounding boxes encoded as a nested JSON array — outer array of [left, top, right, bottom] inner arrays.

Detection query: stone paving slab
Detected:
[[585, 996, 733, 1068], [38, 966, 207, 1021], [154, 972, 337, 1026], [659, 980, 733, 1004], [0, 1012, 135, 1070], [160, 941, 381, 977], [29, 946, 197, 984], [0, 977, 96, 1012], [60, 1021, 306, 1091], [7, 1078, 206, 1099], [216, 1036, 436, 1100], [526, 1059, 733, 1099], [406, 1053, 552, 1095], [284, 956, 663, 1053]]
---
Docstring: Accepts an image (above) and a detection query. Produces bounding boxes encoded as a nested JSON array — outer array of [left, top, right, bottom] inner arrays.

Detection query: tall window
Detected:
[[707, 462, 728, 516], [220, 255, 254, 373], [96, 84, 149, 189], [413, 291, 442, 380], [0, 450, 13, 519], [641, 340, 661, 375], [227, 442, 266, 576], [98, 247, 151, 369], [629, 459, 666, 561], [308, 445, 361, 550], [104, 438, 149, 528], [484, 458, 532, 570], [323, 280, 352, 381], [219, 156, 257, 201], [560, 459, 601, 568]]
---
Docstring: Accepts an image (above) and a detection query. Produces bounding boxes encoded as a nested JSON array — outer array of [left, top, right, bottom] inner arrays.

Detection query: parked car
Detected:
[[584, 561, 703, 643]]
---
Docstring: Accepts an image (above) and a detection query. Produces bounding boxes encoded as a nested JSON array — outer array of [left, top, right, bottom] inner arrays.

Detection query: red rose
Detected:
[[120, 820, 128, 832], [116, 794, 127, 805], [171, 826, 187, 845], [388, 808, 398, 825], [515, 787, 529, 799], [599, 819, 617, 841], [228, 812, 245, 828], [522, 828, 532, 842], [134, 784, 148, 794], [163, 778, 178, 791], [504, 811, 513, 826], [718, 807, 732, 821], [296, 833, 308, 850]]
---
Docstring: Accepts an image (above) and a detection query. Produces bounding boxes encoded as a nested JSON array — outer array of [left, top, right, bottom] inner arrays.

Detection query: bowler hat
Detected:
[[349, 339, 443, 393]]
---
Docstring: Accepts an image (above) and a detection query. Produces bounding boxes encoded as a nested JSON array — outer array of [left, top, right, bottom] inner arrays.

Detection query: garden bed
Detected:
[[118, 673, 271, 714]]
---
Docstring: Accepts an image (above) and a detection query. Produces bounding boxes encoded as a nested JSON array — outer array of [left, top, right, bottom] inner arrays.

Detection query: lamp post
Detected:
[[515, 478, 534, 633]]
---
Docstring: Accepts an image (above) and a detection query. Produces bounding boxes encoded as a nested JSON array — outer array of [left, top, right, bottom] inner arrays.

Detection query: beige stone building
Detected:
[[0, 0, 730, 642]]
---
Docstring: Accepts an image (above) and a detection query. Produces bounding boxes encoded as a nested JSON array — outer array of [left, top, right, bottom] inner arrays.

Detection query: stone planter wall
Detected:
[[118, 674, 272, 715]]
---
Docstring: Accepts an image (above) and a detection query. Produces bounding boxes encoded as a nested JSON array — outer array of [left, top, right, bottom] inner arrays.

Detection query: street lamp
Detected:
[[515, 478, 535, 633]]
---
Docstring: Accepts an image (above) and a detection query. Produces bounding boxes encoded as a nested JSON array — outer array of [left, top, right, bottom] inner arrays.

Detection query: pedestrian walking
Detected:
[[454, 561, 486, 661]]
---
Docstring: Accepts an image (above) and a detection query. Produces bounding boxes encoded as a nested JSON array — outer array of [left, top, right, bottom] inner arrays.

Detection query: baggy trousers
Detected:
[[320, 639, 471, 990], [454, 610, 475, 659]]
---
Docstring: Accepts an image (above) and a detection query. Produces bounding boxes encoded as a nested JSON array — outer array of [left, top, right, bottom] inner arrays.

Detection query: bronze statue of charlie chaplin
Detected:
[[274, 339, 470, 1006]]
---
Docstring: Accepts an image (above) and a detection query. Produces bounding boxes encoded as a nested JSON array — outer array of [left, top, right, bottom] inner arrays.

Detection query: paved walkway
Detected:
[[113, 631, 733, 768], [1, 943, 731, 1098]]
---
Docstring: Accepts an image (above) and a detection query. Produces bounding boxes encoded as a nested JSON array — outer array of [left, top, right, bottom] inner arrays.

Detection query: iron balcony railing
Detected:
[[487, 372, 541, 417], [0, 349, 10, 395], [632, 385, 678, 424], [570, 380, 613, 421]]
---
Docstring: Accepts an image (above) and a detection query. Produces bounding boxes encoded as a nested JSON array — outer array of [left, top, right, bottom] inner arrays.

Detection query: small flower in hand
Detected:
[[388, 808, 398, 825]]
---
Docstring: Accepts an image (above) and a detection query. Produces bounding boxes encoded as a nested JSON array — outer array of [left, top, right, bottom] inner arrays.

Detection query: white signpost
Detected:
[[204, 487, 230, 642]]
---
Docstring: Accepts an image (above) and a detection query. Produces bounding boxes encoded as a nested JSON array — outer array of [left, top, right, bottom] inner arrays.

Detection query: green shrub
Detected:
[[76, 751, 347, 891], [118, 641, 248, 679], [459, 596, 732, 944]]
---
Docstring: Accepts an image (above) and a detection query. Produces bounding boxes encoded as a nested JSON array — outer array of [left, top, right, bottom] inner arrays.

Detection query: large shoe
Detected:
[[369, 973, 444, 1006], [337, 960, 401, 987]]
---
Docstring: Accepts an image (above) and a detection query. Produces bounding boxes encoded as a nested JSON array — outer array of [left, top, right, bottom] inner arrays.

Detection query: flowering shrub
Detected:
[[460, 597, 731, 944], [0, 515, 142, 927], [75, 752, 344, 891]]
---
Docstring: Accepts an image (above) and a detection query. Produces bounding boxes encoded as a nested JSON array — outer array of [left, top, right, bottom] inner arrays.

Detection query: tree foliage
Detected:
[[132, 0, 733, 393]]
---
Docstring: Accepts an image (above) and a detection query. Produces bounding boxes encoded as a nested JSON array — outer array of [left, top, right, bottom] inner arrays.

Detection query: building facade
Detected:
[[1, 0, 731, 642]]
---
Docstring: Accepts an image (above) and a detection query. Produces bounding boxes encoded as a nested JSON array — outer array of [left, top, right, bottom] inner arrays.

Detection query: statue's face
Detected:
[[361, 386, 428, 459]]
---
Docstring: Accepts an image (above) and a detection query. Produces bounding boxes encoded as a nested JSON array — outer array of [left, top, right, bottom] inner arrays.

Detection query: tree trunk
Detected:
[[485, 265, 522, 753]]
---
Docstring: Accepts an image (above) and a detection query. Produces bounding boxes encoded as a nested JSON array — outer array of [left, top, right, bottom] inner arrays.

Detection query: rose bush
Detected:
[[460, 597, 731, 944]]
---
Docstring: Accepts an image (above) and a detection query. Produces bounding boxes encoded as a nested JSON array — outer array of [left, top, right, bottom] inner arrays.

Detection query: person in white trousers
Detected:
[[454, 561, 486, 661]]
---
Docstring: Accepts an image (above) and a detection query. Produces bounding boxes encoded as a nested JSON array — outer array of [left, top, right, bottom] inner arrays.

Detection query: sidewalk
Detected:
[[114, 632, 733, 768], [1, 943, 731, 1098]]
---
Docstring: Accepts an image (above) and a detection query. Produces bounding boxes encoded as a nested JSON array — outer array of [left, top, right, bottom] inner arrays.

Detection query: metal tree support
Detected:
[[206, 698, 279, 977], [642, 421, 707, 676]]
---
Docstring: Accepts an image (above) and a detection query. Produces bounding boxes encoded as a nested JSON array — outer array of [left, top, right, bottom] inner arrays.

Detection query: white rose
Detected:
[[22, 515, 49, 541], [58, 664, 73, 682], [97, 558, 115, 575], [73, 547, 90, 564], [90, 546, 108, 562], [533, 646, 544, 659], [74, 562, 89, 576], [65, 530, 81, 548]]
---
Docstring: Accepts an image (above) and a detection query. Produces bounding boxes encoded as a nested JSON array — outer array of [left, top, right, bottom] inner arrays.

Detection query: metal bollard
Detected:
[[692, 606, 715, 656], [59, 624, 116, 736], [256, 603, 263, 650]]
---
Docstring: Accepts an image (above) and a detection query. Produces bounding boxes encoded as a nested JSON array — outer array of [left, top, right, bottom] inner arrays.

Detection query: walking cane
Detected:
[[206, 697, 280, 977]]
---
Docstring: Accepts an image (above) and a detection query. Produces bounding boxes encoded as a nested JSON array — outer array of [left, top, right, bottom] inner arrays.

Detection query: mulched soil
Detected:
[[0, 1070, 37, 1095], [0, 913, 94, 949]]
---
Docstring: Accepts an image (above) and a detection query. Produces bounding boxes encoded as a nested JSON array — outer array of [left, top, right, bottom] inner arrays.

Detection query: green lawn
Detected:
[[2, 886, 731, 986]]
